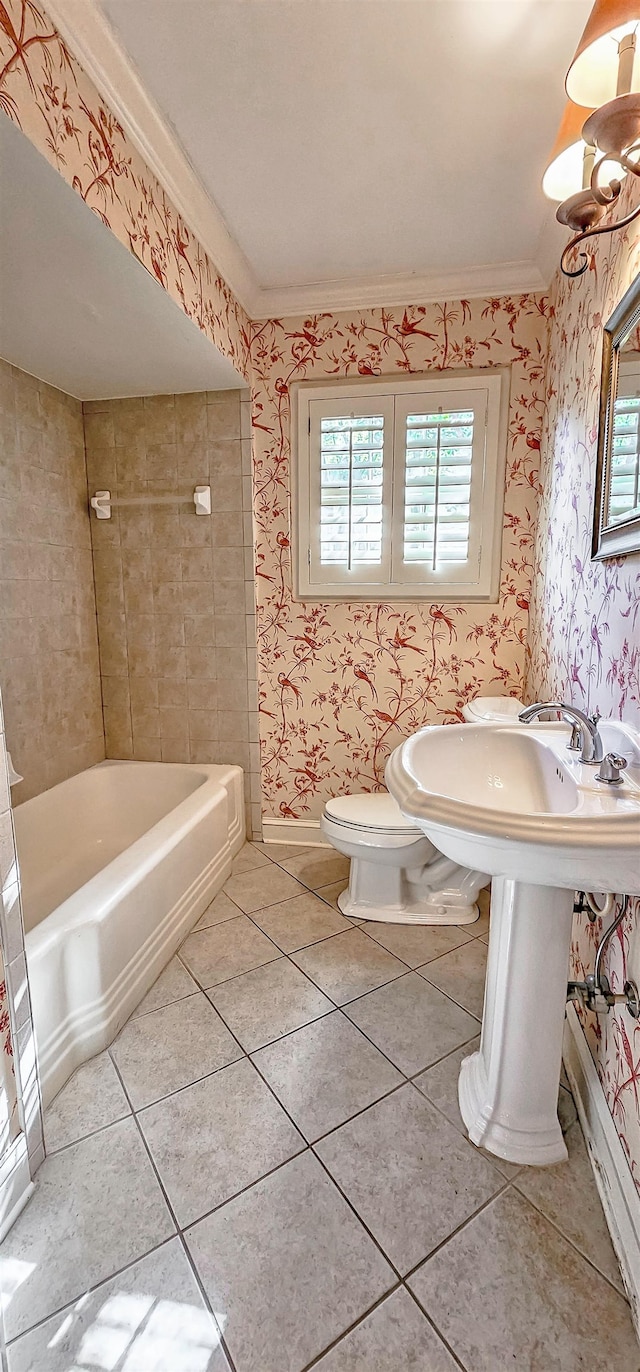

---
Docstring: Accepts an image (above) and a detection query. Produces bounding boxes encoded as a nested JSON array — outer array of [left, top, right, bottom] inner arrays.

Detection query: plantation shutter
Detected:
[[306, 395, 394, 588], [295, 371, 507, 600], [391, 384, 494, 594], [611, 359, 640, 522]]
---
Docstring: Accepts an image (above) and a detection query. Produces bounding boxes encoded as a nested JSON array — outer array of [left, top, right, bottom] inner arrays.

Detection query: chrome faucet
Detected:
[[518, 701, 604, 764]]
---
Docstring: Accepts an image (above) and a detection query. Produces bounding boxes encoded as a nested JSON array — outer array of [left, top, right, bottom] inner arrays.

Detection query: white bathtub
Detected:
[[14, 761, 244, 1107]]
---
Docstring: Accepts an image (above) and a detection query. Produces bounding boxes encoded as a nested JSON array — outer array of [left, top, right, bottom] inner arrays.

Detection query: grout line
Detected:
[[3, 1234, 182, 1350], [305, 1078, 408, 1148], [510, 1182, 628, 1301], [403, 1179, 514, 1290], [402, 1284, 468, 1372], [175, 1230, 239, 1372], [298, 1282, 404, 1371], [107, 1051, 243, 1372]]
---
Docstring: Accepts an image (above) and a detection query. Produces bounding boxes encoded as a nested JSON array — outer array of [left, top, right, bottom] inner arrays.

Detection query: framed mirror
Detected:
[[593, 273, 640, 559]]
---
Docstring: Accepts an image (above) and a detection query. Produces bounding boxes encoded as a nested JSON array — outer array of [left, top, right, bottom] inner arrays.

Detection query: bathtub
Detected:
[[14, 760, 244, 1108]]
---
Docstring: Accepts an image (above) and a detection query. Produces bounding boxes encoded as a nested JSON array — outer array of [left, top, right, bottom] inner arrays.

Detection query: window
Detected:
[[293, 369, 510, 601], [611, 356, 640, 523]]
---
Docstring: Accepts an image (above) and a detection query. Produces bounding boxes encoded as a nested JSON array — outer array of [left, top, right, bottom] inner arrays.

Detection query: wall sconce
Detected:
[[547, 0, 640, 277]]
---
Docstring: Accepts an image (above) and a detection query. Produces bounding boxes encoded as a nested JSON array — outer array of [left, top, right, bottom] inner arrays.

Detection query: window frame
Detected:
[[292, 367, 511, 603]]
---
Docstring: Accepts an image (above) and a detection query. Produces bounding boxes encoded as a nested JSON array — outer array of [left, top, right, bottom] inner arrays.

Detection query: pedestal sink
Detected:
[[386, 719, 640, 1166]]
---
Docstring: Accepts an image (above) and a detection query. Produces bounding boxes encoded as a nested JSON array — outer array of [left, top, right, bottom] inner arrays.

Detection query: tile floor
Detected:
[[2, 842, 639, 1371]]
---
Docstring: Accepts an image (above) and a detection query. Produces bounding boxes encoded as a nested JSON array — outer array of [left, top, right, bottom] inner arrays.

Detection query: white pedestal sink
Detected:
[[386, 719, 640, 1166]]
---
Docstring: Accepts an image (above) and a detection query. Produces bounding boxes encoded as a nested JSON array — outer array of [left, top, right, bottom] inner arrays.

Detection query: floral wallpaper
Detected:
[[527, 183, 640, 1194], [0, 959, 18, 1154], [0, 0, 250, 379], [251, 298, 548, 820]]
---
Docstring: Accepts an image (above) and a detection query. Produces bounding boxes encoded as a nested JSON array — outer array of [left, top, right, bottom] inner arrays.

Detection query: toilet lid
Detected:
[[324, 791, 420, 834], [465, 695, 523, 722]]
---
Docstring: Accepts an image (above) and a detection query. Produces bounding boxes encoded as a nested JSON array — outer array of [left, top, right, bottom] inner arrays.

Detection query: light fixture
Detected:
[[553, 0, 640, 277]]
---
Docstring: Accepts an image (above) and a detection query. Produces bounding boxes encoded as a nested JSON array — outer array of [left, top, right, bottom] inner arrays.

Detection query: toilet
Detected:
[[321, 694, 524, 926]]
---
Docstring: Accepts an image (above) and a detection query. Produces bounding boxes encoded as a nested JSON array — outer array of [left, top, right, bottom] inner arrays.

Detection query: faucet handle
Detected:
[[595, 753, 627, 786], [591, 707, 601, 727], [567, 722, 581, 753]]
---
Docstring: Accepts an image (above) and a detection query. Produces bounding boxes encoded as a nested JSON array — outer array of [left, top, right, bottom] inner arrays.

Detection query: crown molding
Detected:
[[45, 0, 260, 315], [253, 259, 548, 319], [44, 0, 552, 323]]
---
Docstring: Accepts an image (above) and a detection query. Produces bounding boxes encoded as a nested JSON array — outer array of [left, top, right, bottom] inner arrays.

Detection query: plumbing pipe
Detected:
[[594, 895, 628, 992]]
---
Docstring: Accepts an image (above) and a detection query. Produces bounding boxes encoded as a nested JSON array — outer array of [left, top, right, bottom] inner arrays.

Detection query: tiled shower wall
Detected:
[[85, 389, 260, 838], [0, 359, 105, 803]]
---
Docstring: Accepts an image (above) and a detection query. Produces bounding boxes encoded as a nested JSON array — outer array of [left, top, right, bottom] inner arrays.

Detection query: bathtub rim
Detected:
[[20, 760, 242, 948]]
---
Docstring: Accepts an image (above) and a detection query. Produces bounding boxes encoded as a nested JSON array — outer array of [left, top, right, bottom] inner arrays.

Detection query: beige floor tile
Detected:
[[180, 915, 279, 987], [316, 1083, 503, 1274], [315, 880, 349, 911], [408, 1189, 639, 1371], [255, 842, 321, 863], [223, 865, 308, 913], [7, 1238, 230, 1372], [279, 850, 351, 891], [207, 957, 333, 1051], [131, 955, 199, 1017], [292, 928, 406, 1005], [192, 890, 244, 931], [313, 1287, 458, 1371], [1, 1118, 175, 1341], [418, 937, 488, 1018], [110, 993, 242, 1108], [249, 890, 353, 952], [138, 1057, 304, 1227], [185, 1150, 395, 1372], [362, 920, 473, 968], [515, 1121, 624, 1292], [45, 1051, 130, 1152], [412, 1037, 520, 1179], [230, 841, 272, 875], [253, 1011, 403, 1142], [343, 972, 479, 1077]]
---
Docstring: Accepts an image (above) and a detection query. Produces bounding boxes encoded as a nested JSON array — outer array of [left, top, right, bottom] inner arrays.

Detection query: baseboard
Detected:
[[563, 1003, 640, 1334], [262, 817, 330, 848]]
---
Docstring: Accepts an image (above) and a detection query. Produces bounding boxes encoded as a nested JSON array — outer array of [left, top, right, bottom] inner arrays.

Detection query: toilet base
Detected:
[[338, 888, 479, 925]]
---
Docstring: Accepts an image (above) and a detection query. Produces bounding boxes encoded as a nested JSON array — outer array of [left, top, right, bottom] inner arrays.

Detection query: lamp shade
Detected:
[[566, 0, 640, 107], [543, 102, 595, 200]]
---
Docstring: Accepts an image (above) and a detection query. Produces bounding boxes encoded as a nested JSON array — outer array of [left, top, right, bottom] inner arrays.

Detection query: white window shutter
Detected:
[[293, 370, 509, 601], [305, 394, 395, 591]]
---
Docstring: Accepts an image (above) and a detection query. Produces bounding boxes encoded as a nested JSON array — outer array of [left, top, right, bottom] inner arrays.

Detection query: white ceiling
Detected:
[[84, 0, 592, 311], [0, 114, 243, 399]]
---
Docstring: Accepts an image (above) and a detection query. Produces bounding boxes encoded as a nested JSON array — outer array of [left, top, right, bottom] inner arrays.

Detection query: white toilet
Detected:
[[321, 694, 524, 926]]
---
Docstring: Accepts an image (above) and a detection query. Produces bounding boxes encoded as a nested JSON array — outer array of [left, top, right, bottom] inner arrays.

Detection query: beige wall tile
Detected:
[[89, 386, 259, 836], [0, 361, 105, 801]]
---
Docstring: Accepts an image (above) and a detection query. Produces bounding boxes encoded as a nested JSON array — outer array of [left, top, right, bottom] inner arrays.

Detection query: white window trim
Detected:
[[292, 367, 511, 602]]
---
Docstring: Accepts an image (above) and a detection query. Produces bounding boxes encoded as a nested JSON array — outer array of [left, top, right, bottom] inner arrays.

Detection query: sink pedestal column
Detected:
[[458, 877, 574, 1166]]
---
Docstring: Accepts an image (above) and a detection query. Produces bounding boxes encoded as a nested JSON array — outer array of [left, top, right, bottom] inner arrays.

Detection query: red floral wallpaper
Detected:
[[0, 0, 250, 379], [251, 298, 548, 820], [527, 183, 640, 1194]]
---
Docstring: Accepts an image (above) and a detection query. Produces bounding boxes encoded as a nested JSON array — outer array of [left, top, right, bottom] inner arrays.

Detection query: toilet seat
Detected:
[[462, 695, 523, 724], [324, 792, 419, 834]]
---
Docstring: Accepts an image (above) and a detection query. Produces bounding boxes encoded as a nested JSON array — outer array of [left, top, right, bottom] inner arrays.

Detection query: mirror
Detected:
[[593, 274, 640, 559]]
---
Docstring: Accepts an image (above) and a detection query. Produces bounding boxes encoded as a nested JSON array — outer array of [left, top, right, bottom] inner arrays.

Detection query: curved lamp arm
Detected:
[[561, 184, 640, 278]]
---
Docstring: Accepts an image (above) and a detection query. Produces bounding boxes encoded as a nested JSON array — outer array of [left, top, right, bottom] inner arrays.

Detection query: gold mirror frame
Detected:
[[593, 273, 640, 559]]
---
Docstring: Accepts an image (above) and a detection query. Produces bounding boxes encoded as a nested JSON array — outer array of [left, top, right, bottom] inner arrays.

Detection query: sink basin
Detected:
[[386, 718, 640, 1167], [386, 721, 640, 895]]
